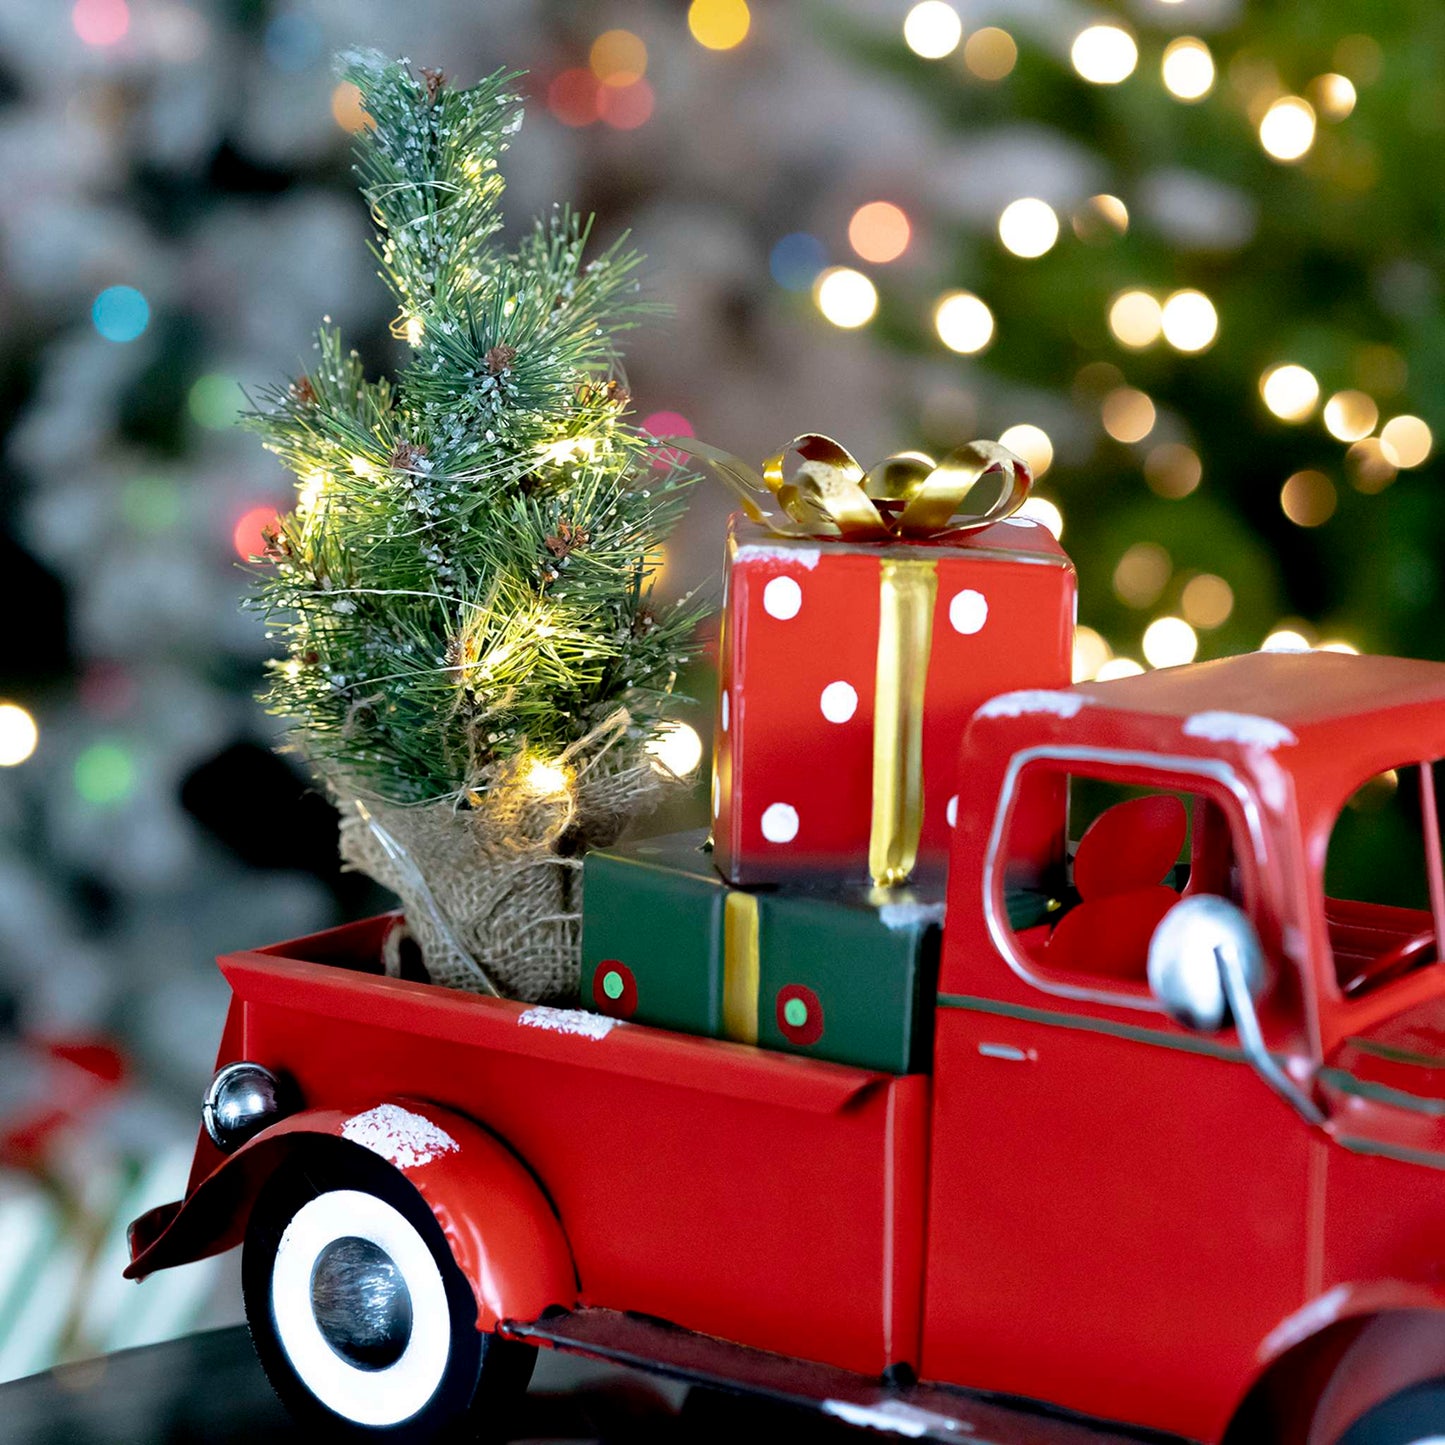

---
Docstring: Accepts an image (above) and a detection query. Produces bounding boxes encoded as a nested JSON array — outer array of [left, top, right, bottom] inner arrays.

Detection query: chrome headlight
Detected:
[[202, 1061, 289, 1152]]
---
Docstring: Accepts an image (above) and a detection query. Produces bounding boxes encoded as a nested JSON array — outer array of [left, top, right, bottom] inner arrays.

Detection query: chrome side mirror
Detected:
[[1147, 894, 1325, 1127], [1147, 894, 1265, 1032]]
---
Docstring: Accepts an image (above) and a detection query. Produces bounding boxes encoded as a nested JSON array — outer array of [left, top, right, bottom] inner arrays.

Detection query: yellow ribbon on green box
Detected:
[[677, 433, 1033, 890]]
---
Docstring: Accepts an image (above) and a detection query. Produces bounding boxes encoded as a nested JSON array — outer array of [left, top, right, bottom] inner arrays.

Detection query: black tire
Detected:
[[1339, 1379, 1445, 1444], [242, 1137, 535, 1442]]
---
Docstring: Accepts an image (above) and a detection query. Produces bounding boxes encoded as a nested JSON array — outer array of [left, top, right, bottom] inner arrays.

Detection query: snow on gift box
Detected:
[[684, 434, 1076, 887]]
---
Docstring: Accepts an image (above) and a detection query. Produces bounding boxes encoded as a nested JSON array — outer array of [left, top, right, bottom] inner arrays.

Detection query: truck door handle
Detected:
[[977, 1042, 1036, 1062]]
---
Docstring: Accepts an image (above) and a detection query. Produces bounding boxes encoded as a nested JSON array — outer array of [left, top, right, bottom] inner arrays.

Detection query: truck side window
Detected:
[[1325, 762, 1445, 998], [1001, 769, 1244, 993]]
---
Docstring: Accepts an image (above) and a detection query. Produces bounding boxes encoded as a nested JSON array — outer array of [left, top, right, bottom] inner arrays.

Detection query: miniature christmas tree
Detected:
[[247, 52, 705, 1002]]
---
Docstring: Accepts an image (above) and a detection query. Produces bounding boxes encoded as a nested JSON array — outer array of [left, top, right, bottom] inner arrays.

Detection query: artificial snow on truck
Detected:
[[129, 650, 1445, 1445]]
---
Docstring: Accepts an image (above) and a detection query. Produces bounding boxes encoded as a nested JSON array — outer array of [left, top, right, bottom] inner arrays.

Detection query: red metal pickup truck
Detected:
[[128, 651, 1445, 1444]]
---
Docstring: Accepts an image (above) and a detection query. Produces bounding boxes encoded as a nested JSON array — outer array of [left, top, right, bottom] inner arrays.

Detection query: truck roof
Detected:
[[969, 651, 1445, 818]]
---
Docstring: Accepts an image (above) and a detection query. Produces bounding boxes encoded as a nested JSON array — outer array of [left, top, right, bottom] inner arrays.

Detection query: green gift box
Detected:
[[580, 830, 941, 1074]]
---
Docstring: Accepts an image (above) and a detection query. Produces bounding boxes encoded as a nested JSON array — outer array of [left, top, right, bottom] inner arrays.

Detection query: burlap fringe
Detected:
[[332, 711, 673, 1004]]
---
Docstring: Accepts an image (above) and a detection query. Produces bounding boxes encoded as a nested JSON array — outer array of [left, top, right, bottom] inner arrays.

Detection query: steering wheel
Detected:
[[1341, 927, 1438, 998]]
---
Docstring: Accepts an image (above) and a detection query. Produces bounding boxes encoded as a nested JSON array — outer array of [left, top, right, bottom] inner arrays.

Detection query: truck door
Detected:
[[922, 753, 1313, 1442]]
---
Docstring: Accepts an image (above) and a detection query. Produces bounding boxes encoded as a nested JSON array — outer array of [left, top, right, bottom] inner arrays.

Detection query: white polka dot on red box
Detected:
[[761, 802, 799, 843], [762, 576, 803, 619]]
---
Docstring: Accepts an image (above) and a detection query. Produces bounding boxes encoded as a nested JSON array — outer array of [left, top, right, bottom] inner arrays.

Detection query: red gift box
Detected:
[[712, 513, 1075, 885]]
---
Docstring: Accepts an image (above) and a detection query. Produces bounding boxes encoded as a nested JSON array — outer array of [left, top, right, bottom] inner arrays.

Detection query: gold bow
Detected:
[[670, 433, 1032, 542]]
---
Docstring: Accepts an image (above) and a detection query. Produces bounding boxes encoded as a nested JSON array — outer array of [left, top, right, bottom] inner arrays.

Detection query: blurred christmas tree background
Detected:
[[0, 0, 1439, 1373]]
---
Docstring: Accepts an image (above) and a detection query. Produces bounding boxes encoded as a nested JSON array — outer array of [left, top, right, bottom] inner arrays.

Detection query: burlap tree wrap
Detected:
[[332, 716, 673, 1004]]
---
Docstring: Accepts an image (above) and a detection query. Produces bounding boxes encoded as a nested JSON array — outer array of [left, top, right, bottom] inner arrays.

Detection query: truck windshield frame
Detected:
[[984, 744, 1269, 1016]]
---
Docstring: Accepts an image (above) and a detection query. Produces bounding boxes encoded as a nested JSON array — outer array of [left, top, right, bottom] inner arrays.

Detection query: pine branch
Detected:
[[245, 55, 705, 806]]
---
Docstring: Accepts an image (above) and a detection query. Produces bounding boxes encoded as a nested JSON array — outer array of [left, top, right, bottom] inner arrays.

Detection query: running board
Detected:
[[505, 1307, 1184, 1444]]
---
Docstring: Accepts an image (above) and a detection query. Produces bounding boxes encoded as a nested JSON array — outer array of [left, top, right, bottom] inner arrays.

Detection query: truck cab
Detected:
[[127, 650, 1445, 1444]]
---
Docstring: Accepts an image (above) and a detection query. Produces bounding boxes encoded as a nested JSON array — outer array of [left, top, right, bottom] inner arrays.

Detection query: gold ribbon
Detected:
[[670, 433, 1032, 542], [721, 890, 760, 1044]]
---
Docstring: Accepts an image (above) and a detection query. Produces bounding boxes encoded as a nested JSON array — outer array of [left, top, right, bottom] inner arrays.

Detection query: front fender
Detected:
[[126, 1099, 577, 1332]]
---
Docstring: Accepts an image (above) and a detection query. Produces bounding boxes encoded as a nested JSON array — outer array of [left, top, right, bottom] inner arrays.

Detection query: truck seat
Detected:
[[1046, 796, 1187, 981]]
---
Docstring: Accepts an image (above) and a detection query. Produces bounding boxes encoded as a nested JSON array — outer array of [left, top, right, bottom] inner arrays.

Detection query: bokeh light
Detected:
[[1072, 194, 1128, 243], [1346, 438, 1397, 494], [72, 0, 129, 47], [1379, 415, 1433, 469], [642, 410, 694, 469], [1162, 38, 1215, 101], [903, 2, 962, 60], [1280, 470, 1337, 527], [1260, 363, 1319, 422], [1018, 496, 1063, 539], [0, 703, 38, 767], [1144, 443, 1202, 499], [233, 506, 281, 561], [189, 374, 245, 429], [1311, 73, 1357, 120], [598, 79, 654, 129], [92, 285, 149, 343], [548, 69, 601, 127], [997, 423, 1052, 479], [330, 81, 372, 134], [1071, 26, 1138, 85], [1143, 616, 1198, 668], [848, 202, 910, 264], [1108, 290, 1162, 349], [1114, 542, 1171, 608], [813, 267, 877, 328], [770, 233, 827, 291], [997, 198, 1059, 259], [1262, 628, 1312, 653], [688, 0, 750, 51], [74, 741, 136, 806], [1259, 97, 1316, 161], [590, 30, 647, 86], [964, 27, 1017, 81], [645, 722, 704, 777], [1160, 289, 1218, 353], [933, 291, 994, 353], [1181, 574, 1234, 629], [1096, 658, 1145, 681], [1073, 626, 1111, 682], [1323, 390, 1379, 442], [1101, 387, 1156, 444]]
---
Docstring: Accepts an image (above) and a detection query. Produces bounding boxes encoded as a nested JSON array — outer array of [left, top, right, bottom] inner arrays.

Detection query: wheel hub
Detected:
[[308, 1236, 413, 1370]]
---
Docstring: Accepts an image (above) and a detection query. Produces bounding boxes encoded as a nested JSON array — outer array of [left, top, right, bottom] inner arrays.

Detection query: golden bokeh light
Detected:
[[330, 82, 373, 134], [964, 27, 1017, 81], [1181, 574, 1234, 629], [1323, 390, 1379, 443], [688, 0, 751, 50], [1259, 96, 1316, 162], [1018, 496, 1064, 539], [934, 290, 995, 353], [1143, 616, 1199, 669], [1114, 542, 1172, 608], [813, 267, 878, 328], [1260, 363, 1320, 422], [1311, 72, 1357, 120], [0, 702, 38, 767], [1072, 194, 1129, 244], [1101, 386, 1156, 444], [903, 1, 962, 59], [998, 198, 1060, 258], [1160, 289, 1218, 353], [1073, 626, 1112, 682], [1262, 627, 1312, 653], [1346, 438, 1397, 494], [1162, 38, 1215, 102], [997, 423, 1053, 479], [1096, 657, 1146, 681], [1071, 25, 1138, 85], [645, 722, 704, 777], [1379, 414, 1433, 469], [1280, 469, 1337, 527], [848, 202, 911, 264], [1145, 442, 1203, 499], [1108, 290, 1162, 349], [590, 29, 648, 86]]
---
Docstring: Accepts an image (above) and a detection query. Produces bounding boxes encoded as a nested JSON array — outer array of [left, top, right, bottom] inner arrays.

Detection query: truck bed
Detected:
[[214, 914, 931, 1378]]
